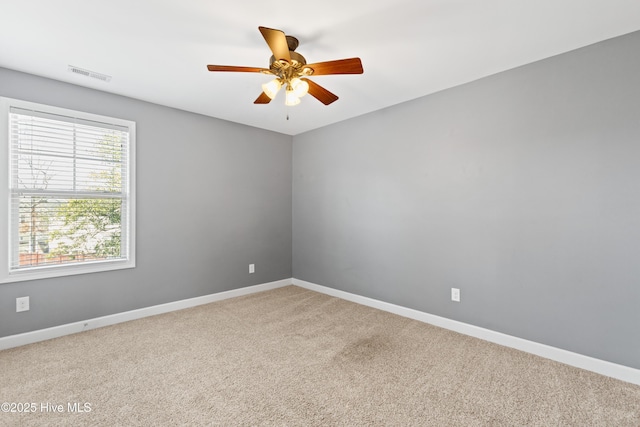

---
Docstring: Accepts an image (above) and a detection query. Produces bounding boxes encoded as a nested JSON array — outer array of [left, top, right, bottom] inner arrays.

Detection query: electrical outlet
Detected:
[[249, 264, 255, 274], [16, 296, 30, 312], [451, 288, 460, 302]]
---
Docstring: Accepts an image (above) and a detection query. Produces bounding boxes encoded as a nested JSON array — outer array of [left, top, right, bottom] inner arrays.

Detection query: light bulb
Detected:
[[285, 87, 301, 106], [291, 78, 309, 97], [261, 79, 282, 99]]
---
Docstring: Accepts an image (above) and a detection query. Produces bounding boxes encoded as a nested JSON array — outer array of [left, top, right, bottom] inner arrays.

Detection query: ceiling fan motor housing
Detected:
[[269, 51, 307, 67], [268, 34, 306, 69]]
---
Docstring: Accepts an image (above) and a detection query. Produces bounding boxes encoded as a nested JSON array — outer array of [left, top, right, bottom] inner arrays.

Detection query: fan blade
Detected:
[[258, 26, 291, 63], [304, 58, 363, 75], [254, 92, 272, 104], [207, 65, 271, 73], [301, 78, 339, 105]]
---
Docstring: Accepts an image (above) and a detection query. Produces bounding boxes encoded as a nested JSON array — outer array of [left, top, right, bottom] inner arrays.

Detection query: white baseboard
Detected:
[[0, 278, 291, 351], [4, 277, 638, 386], [292, 278, 640, 386]]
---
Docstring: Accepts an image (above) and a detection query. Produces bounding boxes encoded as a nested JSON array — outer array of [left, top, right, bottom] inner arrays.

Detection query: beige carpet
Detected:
[[1, 285, 639, 426]]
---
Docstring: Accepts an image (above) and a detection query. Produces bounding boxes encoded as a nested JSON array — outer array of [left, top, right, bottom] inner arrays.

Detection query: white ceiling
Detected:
[[1, 1, 640, 136]]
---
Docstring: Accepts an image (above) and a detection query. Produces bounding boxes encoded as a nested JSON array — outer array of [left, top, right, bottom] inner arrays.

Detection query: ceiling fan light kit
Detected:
[[290, 78, 309, 98], [207, 26, 363, 107], [262, 79, 282, 99], [285, 86, 301, 106]]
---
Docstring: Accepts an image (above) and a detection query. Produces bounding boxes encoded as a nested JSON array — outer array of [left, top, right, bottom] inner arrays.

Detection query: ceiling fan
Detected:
[[207, 26, 363, 106]]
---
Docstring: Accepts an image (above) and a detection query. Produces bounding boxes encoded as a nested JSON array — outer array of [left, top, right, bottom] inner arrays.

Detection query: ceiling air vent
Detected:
[[68, 65, 112, 82]]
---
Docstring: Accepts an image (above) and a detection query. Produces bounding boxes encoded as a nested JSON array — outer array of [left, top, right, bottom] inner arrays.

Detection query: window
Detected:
[[0, 97, 135, 283]]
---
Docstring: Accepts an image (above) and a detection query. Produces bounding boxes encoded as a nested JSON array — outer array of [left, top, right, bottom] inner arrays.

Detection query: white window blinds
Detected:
[[6, 103, 134, 275]]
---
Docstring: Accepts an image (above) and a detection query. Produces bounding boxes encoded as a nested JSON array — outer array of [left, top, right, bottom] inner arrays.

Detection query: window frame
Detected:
[[0, 97, 136, 284]]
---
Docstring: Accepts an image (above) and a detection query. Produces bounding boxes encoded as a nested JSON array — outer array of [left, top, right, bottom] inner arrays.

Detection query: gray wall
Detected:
[[0, 67, 292, 337], [293, 31, 640, 369]]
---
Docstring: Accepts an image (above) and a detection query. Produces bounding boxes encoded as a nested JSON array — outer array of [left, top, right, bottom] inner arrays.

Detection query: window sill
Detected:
[[1, 259, 135, 284]]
